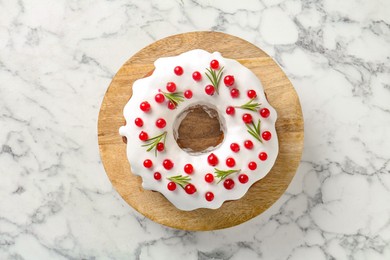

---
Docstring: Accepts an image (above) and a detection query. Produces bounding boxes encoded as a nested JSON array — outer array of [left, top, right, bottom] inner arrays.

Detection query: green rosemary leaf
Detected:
[[247, 129, 261, 142], [247, 128, 258, 140], [216, 66, 224, 86], [205, 66, 224, 94], [256, 120, 261, 135], [214, 168, 241, 183], [146, 143, 157, 152], [142, 135, 161, 142], [236, 98, 261, 111], [245, 120, 263, 143], [161, 91, 184, 107], [205, 68, 214, 83], [167, 175, 191, 188], [141, 131, 167, 156]]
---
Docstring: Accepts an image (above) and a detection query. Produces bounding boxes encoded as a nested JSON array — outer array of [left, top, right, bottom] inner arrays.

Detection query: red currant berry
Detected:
[[167, 182, 176, 191], [226, 106, 235, 115], [155, 93, 165, 103], [230, 143, 240, 153], [166, 82, 176, 92], [247, 90, 257, 99], [205, 192, 214, 201], [224, 179, 235, 190], [244, 140, 253, 149], [230, 88, 239, 98], [139, 131, 148, 141], [192, 71, 202, 81], [205, 85, 215, 95], [163, 159, 174, 170], [259, 152, 268, 161], [154, 172, 161, 180], [207, 153, 219, 166], [262, 131, 271, 141], [224, 75, 235, 86], [156, 142, 164, 152], [156, 118, 166, 128], [167, 101, 176, 110], [248, 162, 257, 170], [242, 113, 253, 124], [184, 90, 193, 99], [140, 101, 151, 112], [174, 66, 183, 76], [185, 184, 196, 194], [184, 164, 194, 174], [134, 117, 143, 127], [260, 108, 270, 118], [143, 159, 153, 168], [226, 157, 236, 168], [239, 174, 249, 184], [210, 59, 219, 69], [205, 173, 214, 183]]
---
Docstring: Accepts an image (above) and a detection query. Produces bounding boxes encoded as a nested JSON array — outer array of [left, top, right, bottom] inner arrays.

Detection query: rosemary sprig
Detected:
[[167, 175, 191, 188], [161, 91, 184, 108], [205, 66, 224, 94], [214, 168, 241, 183], [246, 119, 263, 143], [235, 98, 261, 111], [141, 131, 167, 156]]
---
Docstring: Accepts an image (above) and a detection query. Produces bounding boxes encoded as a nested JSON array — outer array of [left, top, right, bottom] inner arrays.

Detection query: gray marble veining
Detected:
[[0, 0, 389, 259]]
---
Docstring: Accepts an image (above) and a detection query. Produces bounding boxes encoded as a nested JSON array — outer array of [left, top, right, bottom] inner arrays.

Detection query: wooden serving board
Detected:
[[98, 32, 304, 231]]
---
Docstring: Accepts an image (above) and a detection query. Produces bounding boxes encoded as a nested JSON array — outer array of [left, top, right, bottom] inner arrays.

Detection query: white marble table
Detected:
[[1, 0, 389, 259]]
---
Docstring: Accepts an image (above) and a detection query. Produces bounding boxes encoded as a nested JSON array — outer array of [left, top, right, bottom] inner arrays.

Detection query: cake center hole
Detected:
[[173, 104, 225, 154]]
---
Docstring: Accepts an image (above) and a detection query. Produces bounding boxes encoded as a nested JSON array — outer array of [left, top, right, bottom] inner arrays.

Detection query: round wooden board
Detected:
[[98, 32, 304, 231]]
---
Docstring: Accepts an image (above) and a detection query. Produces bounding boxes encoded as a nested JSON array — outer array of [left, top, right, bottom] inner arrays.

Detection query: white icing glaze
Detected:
[[119, 49, 278, 211]]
